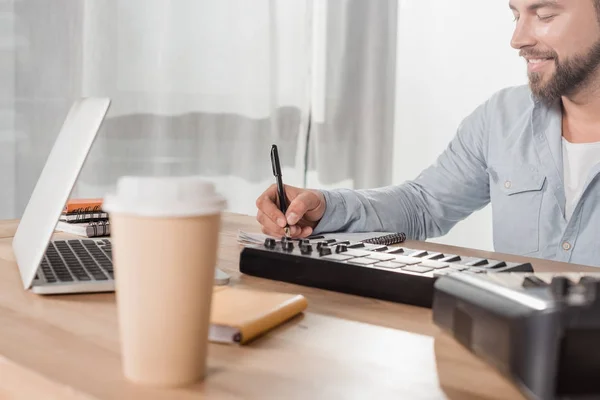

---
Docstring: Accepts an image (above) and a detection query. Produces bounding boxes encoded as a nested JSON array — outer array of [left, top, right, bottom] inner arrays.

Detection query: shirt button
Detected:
[[504, 181, 512, 189], [562, 242, 572, 251]]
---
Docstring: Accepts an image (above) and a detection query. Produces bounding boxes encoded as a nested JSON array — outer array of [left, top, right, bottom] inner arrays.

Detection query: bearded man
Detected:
[[254, 0, 600, 267]]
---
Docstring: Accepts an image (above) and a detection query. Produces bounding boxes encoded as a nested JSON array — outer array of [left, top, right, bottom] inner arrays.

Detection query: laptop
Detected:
[[12, 98, 230, 295]]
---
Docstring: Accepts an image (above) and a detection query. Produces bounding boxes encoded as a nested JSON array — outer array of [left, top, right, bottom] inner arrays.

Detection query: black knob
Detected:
[[319, 247, 332, 256], [550, 276, 571, 298], [335, 244, 348, 253], [316, 241, 328, 251], [579, 276, 600, 302], [282, 241, 294, 252], [579, 276, 600, 286], [300, 239, 311, 246], [300, 244, 313, 255], [264, 238, 277, 249]]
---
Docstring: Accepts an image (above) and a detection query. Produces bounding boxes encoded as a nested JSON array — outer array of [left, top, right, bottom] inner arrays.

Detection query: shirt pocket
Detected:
[[487, 164, 546, 255]]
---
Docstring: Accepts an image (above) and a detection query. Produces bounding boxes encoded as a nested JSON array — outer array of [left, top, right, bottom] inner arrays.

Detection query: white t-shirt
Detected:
[[562, 138, 600, 220]]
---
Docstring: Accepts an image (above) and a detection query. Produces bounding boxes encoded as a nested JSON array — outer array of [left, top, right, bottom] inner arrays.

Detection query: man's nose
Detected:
[[511, 19, 536, 50]]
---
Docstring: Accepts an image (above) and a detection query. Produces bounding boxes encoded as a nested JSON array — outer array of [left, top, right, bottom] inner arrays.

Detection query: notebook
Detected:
[[59, 211, 108, 223], [55, 220, 110, 238], [62, 198, 103, 213], [55, 198, 110, 238], [209, 286, 308, 344], [237, 229, 407, 246]]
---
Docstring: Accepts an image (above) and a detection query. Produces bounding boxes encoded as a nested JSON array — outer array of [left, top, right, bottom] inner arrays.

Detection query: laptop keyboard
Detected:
[[36, 239, 113, 284]]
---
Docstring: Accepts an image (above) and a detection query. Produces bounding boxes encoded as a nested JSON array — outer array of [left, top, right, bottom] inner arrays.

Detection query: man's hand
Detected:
[[255, 184, 326, 238]]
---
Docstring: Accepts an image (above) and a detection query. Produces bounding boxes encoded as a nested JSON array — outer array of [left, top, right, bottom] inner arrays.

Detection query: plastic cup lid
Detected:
[[103, 175, 227, 218]]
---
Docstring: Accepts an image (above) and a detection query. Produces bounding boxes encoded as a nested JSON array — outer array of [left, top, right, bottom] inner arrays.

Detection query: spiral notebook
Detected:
[[56, 199, 110, 238], [56, 220, 110, 238], [62, 198, 104, 213], [60, 205, 107, 223], [237, 230, 406, 246]]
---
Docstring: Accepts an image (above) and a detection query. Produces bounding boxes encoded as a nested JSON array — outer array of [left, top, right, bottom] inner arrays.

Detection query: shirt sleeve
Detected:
[[313, 101, 491, 240]]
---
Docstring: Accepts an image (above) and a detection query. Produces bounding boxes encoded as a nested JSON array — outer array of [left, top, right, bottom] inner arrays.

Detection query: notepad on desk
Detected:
[[209, 286, 308, 345]]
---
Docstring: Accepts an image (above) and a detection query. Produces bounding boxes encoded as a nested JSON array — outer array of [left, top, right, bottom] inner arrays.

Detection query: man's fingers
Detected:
[[256, 210, 285, 236], [261, 226, 282, 237], [285, 191, 319, 225], [256, 189, 287, 228], [258, 216, 306, 239], [300, 226, 313, 238]]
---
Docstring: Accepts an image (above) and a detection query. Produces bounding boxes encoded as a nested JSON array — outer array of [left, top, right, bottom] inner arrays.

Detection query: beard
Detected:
[[524, 39, 600, 104]]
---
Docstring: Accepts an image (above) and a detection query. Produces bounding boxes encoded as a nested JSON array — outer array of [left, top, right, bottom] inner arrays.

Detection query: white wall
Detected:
[[393, 0, 528, 251]]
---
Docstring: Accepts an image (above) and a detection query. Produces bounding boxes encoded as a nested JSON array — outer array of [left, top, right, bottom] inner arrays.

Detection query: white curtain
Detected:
[[0, 0, 17, 219], [2, 0, 398, 219]]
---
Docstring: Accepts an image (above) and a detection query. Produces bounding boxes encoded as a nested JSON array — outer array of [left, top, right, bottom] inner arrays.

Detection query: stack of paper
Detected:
[[237, 230, 274, 246]]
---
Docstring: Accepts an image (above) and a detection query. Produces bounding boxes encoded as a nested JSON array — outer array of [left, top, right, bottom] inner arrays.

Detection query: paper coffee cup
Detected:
[[103, 176, 226, 387]]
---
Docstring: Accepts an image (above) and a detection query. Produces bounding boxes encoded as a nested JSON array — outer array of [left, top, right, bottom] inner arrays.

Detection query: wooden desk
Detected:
[[0, 213, 594, 399]]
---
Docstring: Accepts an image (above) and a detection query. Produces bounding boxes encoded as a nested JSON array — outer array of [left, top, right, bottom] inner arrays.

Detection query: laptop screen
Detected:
[[12, 98, 111, 289]]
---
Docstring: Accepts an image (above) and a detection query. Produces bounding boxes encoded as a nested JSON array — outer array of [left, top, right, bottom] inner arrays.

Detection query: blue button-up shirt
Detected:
[[314, 85, 600, 267]]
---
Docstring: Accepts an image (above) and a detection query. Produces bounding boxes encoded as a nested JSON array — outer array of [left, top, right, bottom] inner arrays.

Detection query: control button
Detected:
[[335, 244, 348, 253], [300, 244, 313, 255], [321, 254, 354, 261], [385, 248, 405, 254], [440, 255, 461, 262], [485, 260, 507, 269], [418, 260, 449, 269], [579, 276, 600, 286], [402, 265, 434, 274], [464, 258, 489, 267], [347, 243, 366, 249], [578, 276, 600, 302], [316, 241, 328, 251], [345, 249, 372, 257], [391, 255, 422, 265], [368, 246, 388, 252], [347, 258, 378, 266], [550, 276, 571, 298], [424, 252, 445, 260], [366, 253, 395, 261], [264, 238, 277, 249], [319, 247, 332, 256], [562, 242, 572, 251], [299, 239, 311, 246], [522, 275, 549, 288], [282, 241, 294, 252], [408, 250, 428, 257], [504, 181, 512, 189], [374, 261, 405, 269]]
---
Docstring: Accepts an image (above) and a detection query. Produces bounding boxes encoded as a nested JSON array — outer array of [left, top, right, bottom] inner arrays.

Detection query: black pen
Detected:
[[270, 144, 291, 237]]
